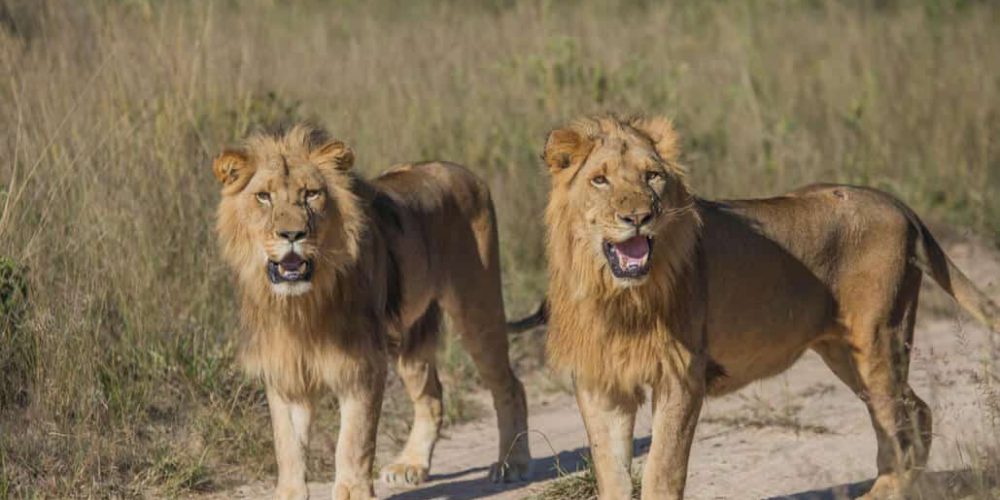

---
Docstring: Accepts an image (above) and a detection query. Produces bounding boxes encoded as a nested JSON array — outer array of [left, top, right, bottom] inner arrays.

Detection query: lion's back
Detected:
[[373, 161, 493, 218]]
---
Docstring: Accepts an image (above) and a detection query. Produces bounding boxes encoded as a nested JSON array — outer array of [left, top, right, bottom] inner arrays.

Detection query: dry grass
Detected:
[[1, 0, 999, 496], [530, 457, 641, 500]]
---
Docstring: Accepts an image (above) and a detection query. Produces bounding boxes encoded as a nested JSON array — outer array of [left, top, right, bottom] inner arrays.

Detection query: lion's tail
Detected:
[[912, 218, 1000, 333], [507, 300, 549, 334]]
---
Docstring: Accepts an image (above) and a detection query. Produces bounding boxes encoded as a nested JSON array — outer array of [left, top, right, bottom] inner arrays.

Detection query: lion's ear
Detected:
[[543, 128, 594, 174], [212, 150, 254, 190], [631, 116, 680, 164], [311, 139, 354, 171]]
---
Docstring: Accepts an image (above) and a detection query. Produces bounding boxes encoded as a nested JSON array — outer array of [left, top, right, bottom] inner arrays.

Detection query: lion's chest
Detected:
[[548, 312, 694, 394], [240, 321, 384, 399]]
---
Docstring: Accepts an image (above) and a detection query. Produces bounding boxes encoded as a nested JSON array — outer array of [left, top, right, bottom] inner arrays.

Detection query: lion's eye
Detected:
[[591, 175, 609, 187], [305, 190, 321, 201], [255, 192, 271, 204], [645, 171, 663, 182]]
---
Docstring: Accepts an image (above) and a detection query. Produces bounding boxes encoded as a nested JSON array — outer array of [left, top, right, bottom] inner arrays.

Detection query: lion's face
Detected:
[[544, 116, 693, 287], [214, 126, 360, 298], [239, 161, 330, 296]]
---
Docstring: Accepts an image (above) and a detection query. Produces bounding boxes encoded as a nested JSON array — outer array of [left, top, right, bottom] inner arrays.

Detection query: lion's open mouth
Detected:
[[603, 235, 653, 279], [267, 253, 313, 284]]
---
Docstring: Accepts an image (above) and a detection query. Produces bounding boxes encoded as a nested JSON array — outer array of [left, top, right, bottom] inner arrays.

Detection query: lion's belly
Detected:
[[708, 318, 835, 395], [701, 205, 840, 396], [706, 335, 813, 396]]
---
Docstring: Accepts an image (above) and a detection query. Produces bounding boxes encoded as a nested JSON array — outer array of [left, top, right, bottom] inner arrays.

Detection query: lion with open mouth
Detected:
[[522, 114, 1000, 499], [213, 125, 530, 499]]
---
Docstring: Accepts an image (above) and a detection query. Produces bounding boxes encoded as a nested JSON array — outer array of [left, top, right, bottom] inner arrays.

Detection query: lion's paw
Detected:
[[380, 462, 430, 487], [274, 484, 309, 500], [859, 474, 912, 500], [332, 482, 375, 500], [488, 459, 532, 483]]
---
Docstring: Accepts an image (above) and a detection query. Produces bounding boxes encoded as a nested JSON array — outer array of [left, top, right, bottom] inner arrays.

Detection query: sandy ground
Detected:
[[211, 236, 1000, 500]]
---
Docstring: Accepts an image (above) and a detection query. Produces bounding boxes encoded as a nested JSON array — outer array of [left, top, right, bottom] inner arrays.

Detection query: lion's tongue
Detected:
[[279, 253, 304, 271], [614, 236, 649, 260], [614, 236, 650, 270]]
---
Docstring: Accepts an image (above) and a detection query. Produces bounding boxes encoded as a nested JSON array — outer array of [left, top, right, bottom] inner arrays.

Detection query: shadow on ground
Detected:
[[384, 437, 652, 500], [387, 439, 997, 500], [769, 468, 999, 500]]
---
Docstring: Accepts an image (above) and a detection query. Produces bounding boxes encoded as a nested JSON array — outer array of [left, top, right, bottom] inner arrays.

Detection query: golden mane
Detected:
[[543, 115, 701, 399], [215, 125, 385, 399]]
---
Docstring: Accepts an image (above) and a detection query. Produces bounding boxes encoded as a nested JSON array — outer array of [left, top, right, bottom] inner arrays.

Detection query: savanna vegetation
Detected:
[[1, 0, 998, 496]]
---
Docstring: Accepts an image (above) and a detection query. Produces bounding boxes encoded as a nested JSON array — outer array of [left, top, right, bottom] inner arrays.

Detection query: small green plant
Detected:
[[0, 256, 31, 409], [0, 257, 27, 319]]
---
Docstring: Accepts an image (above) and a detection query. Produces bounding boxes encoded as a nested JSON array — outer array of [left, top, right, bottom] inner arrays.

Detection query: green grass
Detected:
[[1, 0, 999, 495]]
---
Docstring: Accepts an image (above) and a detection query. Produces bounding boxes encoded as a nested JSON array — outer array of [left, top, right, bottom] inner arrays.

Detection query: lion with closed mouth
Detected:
[[213, 125, 530, 499], [518, 114, 1000, 499]]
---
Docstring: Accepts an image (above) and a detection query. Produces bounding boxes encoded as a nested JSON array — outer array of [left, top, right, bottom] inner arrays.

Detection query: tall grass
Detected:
[[1, 0, 998, 495]]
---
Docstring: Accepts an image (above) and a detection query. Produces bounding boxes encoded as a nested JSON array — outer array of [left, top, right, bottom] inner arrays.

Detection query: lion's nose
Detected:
[[618, 211, 653, 228], [277, 230, 306, 242]]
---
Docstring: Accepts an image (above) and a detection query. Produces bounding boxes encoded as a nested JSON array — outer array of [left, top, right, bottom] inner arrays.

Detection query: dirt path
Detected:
[[215, 237, 1000, 499]]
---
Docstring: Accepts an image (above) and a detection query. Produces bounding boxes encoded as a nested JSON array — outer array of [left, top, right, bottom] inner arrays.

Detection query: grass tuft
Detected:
[[530, 455, 641, 500]]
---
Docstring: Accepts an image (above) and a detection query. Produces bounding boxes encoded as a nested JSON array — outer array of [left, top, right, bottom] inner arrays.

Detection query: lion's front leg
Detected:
[[332, 376, 385, 500], [641, 363, 705, 500], [266, 386, 314, 500], [575, 382, 640, 500]]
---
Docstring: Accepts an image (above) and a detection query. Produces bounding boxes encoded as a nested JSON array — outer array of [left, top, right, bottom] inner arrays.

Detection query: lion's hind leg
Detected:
[[440, 290, 532, 483], [381, 305, 444, 487], [813, 310, 931, 499]]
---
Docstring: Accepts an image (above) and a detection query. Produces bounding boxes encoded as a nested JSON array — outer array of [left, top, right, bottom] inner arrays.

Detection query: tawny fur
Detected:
[[537, 114, 1000, 500], [216, 126, 381, 400], [545, 116, 701, 400], [214, 125, 531, 500]]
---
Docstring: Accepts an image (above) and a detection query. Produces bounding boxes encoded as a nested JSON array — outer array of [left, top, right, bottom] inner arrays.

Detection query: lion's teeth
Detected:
[[620, 253, 647, 269]]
